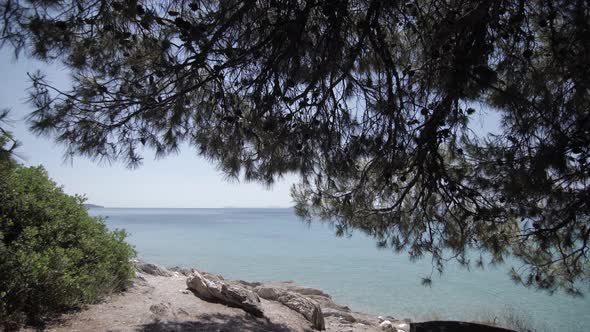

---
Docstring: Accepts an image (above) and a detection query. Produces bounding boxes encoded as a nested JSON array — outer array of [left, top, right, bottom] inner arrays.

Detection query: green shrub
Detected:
[[0, 163, 135, 328]]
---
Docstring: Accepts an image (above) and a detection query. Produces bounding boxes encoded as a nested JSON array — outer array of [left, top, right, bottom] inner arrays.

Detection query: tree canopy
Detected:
[[0, 110, 20, 162], [1, 0, 589, 295]]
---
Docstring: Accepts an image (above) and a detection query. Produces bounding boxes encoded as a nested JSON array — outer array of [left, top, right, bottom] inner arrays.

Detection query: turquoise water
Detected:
[[90, 208, 589, 331]]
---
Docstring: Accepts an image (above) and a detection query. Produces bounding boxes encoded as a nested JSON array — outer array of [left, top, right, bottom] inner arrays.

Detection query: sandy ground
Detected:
[[21, 266, 514, 332], [25, 270, 384, 332]]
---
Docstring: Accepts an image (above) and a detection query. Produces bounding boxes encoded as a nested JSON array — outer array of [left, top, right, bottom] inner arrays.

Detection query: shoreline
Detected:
[[26, 262, 516, 332]]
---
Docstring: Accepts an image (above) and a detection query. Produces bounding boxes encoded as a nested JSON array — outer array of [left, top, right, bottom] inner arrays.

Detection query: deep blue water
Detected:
[[89, 208, 589, 331]]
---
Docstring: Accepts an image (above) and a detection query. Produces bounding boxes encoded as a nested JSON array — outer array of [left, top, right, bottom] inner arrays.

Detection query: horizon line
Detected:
[[86, 205, 294, 209]]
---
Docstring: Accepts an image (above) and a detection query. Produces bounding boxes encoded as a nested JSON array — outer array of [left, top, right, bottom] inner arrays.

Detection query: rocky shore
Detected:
[[28, 262, 515, 332]]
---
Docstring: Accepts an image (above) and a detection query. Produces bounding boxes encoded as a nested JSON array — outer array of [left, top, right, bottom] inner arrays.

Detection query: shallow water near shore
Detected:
[[90, 208, 589, 331]]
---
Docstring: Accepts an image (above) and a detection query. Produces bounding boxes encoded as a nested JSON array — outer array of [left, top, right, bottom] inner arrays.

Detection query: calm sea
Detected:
[[89, 208, 589, 331]]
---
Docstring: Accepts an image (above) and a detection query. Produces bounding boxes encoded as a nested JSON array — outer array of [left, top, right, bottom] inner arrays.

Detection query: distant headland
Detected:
[[83, 203, 104, 209]]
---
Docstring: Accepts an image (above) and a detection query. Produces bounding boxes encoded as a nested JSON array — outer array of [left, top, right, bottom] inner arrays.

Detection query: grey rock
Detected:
[[235, 280, 263, 288], [255, 286, 325, 330], [169, 266, 195, 276], [323, 308, 356, 323], [255, 286, 281, 300], [186, 270, 264, 317], [307, 294, 350, 312], [290, 287, 331, 298], [136, 263, 172, 277], [263, 282, 331, 298], [379, 320, 395, 331], [149, 303, 170, 316]]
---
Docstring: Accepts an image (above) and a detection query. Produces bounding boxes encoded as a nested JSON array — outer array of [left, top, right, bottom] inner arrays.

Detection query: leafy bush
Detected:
[[0, 163, 135, 328]]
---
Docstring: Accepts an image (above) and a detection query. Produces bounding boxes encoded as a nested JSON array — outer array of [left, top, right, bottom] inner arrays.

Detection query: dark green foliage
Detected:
[[0, 164, 135, 328], [0, 110, 20, 162], [0, 0, 588, 294]]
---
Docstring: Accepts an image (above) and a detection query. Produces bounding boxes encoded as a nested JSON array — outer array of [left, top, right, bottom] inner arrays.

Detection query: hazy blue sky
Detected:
[[1, 49, 500, 208], [0, 49, 297, 208]]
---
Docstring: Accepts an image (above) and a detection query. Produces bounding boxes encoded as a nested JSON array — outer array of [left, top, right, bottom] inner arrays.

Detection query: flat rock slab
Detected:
[[256, 286, 325, 330], [136, 262, 173, 277], [323, 308, 356, 323], [187, 270, 264, 317]]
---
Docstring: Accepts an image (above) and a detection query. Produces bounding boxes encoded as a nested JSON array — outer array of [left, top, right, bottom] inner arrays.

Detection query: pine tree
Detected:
[[1, 0, 589, 295]]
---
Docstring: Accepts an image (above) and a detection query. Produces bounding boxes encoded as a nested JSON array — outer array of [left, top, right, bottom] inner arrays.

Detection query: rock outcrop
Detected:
[[169, 266, 196, 276], [136, 262, 173, 277], [255, 286, 325, 330], [186, 270, 264, 317], [30, 262, 520, 332], [323, 308, 356, 323]]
